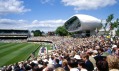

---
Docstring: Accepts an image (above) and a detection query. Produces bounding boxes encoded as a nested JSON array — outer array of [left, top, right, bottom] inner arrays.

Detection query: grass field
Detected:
[[0, 42, 40, 67]]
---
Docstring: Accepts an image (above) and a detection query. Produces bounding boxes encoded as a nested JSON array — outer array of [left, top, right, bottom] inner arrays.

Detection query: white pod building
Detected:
[[64, 14, 102, 36]]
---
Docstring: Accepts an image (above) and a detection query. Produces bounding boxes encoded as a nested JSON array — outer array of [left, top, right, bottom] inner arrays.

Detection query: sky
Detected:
[[0, 0, 119, 32]]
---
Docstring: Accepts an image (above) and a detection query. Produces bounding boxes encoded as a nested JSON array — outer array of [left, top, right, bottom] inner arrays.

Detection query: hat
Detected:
[[93, 50, 98, 54], [96, 46, 100, 49], [112, 45, 117, 49], [74, 55, 81, 59], [43, 59, 48, 62], [38, 64, 43, 68], [89, 49, 93, 52]]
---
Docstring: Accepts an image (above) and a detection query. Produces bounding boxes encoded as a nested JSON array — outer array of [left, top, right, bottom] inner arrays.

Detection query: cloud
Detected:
[[0, 19, 28, 29], [61, 0, 117, 11], [26, 19, 66, 32], [0, 0, 30, 15], [0, 19, 66, 32]]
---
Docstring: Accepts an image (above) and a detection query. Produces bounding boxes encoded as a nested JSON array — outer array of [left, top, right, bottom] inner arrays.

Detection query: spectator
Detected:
[[107, 55, 119, 71], [55, 67, 66, 71], [54, 59, 61, 69], [67, 59, 79, 71], [45, 64, 54, 71], [96, 56, 109, 71], [112, 45, 117, 55], [78, 61, 87, 71], [81, 53, 94, 71], [87, 52, 96, 68], [62, 59, 69, 71]]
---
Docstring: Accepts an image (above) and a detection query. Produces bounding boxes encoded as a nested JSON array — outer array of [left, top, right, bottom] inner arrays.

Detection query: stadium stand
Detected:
[[0, 29, 30, 39]]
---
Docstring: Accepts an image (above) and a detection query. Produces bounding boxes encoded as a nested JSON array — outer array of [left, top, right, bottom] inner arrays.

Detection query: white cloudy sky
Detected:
[[0, 0, 118, 32]]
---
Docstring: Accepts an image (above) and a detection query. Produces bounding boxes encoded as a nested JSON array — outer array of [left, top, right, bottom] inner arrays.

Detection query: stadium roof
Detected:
[[64, 14, 102, 32], [73, 14, 100, 23]]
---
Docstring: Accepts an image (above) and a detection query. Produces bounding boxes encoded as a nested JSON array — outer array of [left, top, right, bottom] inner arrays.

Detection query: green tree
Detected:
[[103, 14, 114, 35], [55, 26, 68, 36], [115, 18, 119, 36], [31, 30, 42, 36], [116, 29, 119, 36], [110, 18, 119, 36], [103, 14, 119, 36]]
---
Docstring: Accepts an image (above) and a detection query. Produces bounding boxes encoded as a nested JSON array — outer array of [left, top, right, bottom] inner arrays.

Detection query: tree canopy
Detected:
[[31, 30, 43, 36], [55, 26, 69, 36], [102, 14, 119, 36]]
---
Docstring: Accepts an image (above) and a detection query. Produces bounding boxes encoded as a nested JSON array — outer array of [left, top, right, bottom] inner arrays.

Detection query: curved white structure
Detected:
[[64, 14, 102, 32], [64, 14, 102, 36]]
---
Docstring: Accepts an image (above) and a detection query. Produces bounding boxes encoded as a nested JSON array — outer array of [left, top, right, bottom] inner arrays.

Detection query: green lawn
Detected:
[[0, 42, 53, 67], [41, 43, 53, 50], [0, 42, 40, 67]]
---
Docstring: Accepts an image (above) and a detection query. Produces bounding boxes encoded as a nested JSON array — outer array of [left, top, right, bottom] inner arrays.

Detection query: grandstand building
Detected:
[[64, 14, 102, 37], [0, 29, 30, 39]]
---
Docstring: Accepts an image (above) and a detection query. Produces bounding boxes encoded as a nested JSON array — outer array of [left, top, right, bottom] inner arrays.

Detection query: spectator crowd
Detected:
[[1, 36, 119, 71]]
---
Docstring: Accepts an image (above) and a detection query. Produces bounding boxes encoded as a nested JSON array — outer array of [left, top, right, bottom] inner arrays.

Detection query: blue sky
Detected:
[[0, 0, 119, 32]]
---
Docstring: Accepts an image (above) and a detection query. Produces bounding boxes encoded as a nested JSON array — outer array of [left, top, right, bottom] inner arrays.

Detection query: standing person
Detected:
[[87, 52, 96, 69], [62, 59, 69, 71], [112, 45, 117, 55], [54, 59, 61, 69], [81, 53, 94, 71], [67, 59, 79, 71], [78, 61, 87, 71], [96, 56, 109, 71], [112, 44, 119, 58], [45, 64, 54, 71]]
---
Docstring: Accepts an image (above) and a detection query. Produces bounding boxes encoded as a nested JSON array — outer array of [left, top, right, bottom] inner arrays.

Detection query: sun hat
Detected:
[[112, 45, 117, 49], [93, 50, 98, 54], [74, 55, 81, 59]]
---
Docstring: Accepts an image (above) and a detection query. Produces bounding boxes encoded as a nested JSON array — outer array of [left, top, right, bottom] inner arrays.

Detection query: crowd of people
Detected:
[[1, 36, 119, 71]]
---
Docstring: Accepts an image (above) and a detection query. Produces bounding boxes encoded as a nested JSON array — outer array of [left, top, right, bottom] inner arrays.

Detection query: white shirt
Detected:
[[70, 68, 79, 71], [32, 60, 38, 64], [81, 68, 87, 71], [49, 58, 55, 64]]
